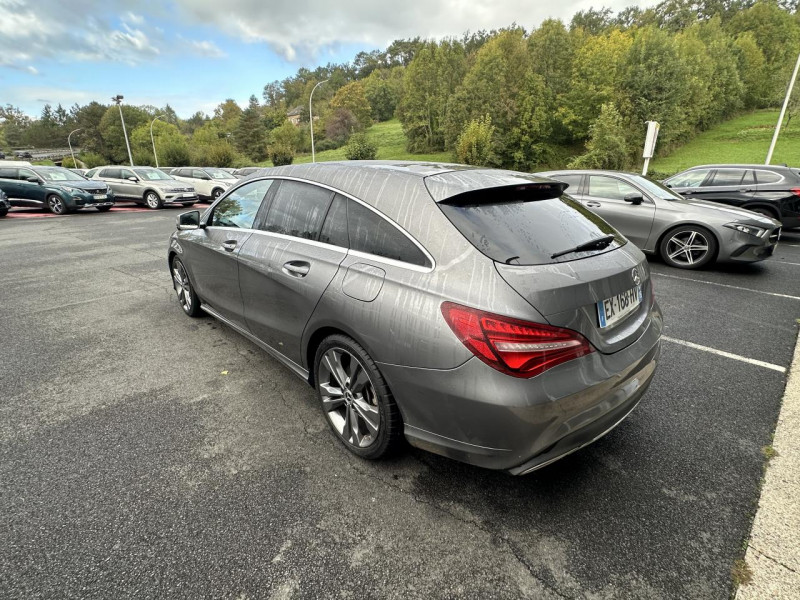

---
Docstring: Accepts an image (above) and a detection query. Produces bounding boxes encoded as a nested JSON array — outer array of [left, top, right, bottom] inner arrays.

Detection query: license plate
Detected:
[[597, 286, 642, 328], [93, 194, 107, 200], [182, 193, 194, 197]]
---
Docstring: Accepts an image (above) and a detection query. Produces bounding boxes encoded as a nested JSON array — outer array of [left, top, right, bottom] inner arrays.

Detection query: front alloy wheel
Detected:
[[660, 226, 717, 269], [145, 191, 163, 209], [47, 194, 68, 215], [315, 335, 402, 459], [171, 258, 202, 317], [212, 188, 224, 201]]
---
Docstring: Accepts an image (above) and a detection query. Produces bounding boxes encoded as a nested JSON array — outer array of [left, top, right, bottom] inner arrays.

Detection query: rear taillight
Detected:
[[791, 187, 800, 197], [441, 302, 594, 378]]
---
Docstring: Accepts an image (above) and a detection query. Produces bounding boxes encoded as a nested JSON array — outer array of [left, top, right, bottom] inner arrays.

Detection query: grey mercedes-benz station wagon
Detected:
[[168, 162, 662, 474]]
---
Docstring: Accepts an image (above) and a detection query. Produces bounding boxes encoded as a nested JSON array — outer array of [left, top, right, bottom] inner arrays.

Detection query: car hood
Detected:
[[55, 180, 108, 192], [150, 179, 194, 189], [671, 198, 779, 227]]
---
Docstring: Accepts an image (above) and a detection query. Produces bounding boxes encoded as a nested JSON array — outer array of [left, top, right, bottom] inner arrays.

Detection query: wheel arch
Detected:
[[741, 202, 780, 219], [304, 323, 380, 388], [143, 188, 162, 200]]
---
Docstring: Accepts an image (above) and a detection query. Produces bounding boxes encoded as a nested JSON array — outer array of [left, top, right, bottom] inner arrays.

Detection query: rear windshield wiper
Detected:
[[550, 234, 616, 259]]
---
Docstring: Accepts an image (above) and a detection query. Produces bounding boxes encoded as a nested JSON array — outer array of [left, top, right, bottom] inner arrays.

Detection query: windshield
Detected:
[[629, 175, 684, 201], [37, 168, 87, 182], [206, 168, 233, 179], [134, 168, 173, 181]]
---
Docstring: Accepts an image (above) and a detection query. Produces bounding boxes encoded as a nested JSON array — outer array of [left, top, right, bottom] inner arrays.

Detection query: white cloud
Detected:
[[186, 39, 227, 58], [173, 0, 659, 62]]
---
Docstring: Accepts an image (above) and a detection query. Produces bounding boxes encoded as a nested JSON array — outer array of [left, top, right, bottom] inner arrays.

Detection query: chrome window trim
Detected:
[[205, 174, 437, 271]]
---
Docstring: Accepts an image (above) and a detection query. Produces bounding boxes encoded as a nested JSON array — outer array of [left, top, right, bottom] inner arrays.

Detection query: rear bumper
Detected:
[[379, 304, 663, 473]]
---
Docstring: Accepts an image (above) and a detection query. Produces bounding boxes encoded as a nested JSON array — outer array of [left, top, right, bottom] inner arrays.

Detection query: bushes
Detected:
[[60, 156, 80, 168], [344, 133, 378, 160], [568, 103, 630, 170], [159, 139, 191, 167], [269, 143, 295, 166], [455, 115, 497, 166], [78, 152, 106, 168], [325, 108, 359, 145], [190, 142, 237, 167]]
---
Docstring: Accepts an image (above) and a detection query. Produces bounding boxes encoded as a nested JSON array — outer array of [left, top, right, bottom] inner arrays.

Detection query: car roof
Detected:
[[676, 164, 797, 171], [0, 160, 34, 167]]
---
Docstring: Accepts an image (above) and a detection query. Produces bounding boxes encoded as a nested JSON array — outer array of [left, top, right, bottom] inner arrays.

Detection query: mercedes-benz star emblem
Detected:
[[631, 268, 641, 286]]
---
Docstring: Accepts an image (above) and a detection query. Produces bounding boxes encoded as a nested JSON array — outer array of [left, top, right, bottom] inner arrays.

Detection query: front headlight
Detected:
[[105, 185, 111, 193], [63, 186, 82, 195], [724, 223, 766, 237]]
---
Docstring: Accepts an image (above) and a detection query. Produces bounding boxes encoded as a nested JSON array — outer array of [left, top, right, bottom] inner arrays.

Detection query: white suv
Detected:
[[86, 166, 198, 209], [170, 167, 238, 201]]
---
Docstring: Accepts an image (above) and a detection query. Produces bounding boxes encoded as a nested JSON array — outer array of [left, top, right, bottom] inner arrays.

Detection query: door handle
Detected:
[[739, 189, 753, 193], [222, 240, 237, 252], [282, 261, 310, 277], [585, 202, 601, 208]]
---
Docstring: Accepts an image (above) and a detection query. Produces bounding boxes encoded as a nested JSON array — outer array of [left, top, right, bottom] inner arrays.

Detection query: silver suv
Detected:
[[86, 166, 198, 209]]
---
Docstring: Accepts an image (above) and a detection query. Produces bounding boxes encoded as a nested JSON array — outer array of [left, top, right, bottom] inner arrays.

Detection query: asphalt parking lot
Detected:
[[1, 206, 798, 599]]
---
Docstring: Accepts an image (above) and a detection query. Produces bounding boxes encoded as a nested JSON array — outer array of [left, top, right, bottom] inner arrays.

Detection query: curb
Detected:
[[736, 329, 800, 599]]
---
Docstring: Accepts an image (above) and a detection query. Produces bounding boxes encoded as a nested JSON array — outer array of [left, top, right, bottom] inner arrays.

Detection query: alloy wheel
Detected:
[[146, 192, 160, 209], [48, 195, 65, 214], [318, 348, 380, 448], [172, 261, 192, 313], [665, 230, 709, 267]]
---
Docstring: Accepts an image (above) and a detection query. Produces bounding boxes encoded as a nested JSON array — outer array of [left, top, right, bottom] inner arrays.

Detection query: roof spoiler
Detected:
[[438, 182, 568, 207]]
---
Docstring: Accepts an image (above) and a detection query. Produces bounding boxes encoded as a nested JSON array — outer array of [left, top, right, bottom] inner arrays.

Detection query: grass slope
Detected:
[[259, 119, 453, 167], [651, 109, 800, 174]]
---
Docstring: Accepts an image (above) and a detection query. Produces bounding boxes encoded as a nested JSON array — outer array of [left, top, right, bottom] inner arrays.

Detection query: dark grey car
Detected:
[[168, 162, 662, 474], [538, 170, 782, 269]]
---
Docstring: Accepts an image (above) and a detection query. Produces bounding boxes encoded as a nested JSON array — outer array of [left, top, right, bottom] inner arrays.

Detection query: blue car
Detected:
[[0, 165, 115, 215]]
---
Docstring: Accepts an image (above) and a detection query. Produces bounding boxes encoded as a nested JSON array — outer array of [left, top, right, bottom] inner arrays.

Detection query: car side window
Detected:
[[192, 170, 207, 179], [120, 169, 135, 180], [754, 170, 782, 184], [319, 194, 349, 248], [587, 176, 639, 201], [210, 179, 274, 229], [85, 168, 98, 178], [19, 168, 38, 181], [668, 169, 710, 188], [551, 174, 583, 193], [262, 180, 333, 240], [0, 168, 16, 179], [347, 199, 429, 267], [101, 168, 121, 179], [710, 169, 746, 186]]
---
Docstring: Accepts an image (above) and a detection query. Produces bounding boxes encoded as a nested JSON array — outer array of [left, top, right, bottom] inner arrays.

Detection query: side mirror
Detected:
[[177, 210, 201, 231], [624, 193, 644, 205], [664, 182, 673, 188], [26, 176, 41, 184], [127, 176, 138, 182]]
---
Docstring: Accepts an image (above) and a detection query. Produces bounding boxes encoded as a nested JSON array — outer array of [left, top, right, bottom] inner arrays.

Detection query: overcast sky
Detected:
[[0, 0, 660, 118]]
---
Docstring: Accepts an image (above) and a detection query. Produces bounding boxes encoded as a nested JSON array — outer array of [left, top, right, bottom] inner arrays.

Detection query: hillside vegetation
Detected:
[[651, 109, 800, 174]]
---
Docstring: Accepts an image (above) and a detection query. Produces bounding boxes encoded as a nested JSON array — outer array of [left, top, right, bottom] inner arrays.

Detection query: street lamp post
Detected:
[[112, 95, 134, 167], [67, 128, 81, 169], [766, 50, 800, 165], [309, 79, 329, 163], [150, 114, 165, 168]]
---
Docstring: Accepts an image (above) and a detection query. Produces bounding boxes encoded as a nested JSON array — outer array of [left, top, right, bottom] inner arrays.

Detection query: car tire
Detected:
[[171, 257, 203, 317], [97, 206, 112, 212], [144, 191, 163, 210], [211, 188, 224, 201], [46, 194, 69, 215], [314, 334, 403, 460], [659, 225, 718, 269], [183, 202, 196, 207], [0, 209, 7, 218]]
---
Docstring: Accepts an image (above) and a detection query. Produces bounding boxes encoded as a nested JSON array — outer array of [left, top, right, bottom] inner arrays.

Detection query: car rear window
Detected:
[[754, 170, 782, 184], [437, 187, 624, 265]]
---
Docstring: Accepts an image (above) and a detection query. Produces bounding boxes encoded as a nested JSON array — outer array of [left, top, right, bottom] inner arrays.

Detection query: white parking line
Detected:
[[777, 261, 800, 266], [662, 336, 787, 373], [652, 272, 800, 301]]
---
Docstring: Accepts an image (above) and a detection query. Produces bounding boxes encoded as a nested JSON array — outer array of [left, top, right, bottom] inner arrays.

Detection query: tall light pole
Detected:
[[150, 114, 164, 168], [309, 79, 328, 163], [67, 128, 81, 169], [766, 51, 800, 165], [112, 95, 134, 167]]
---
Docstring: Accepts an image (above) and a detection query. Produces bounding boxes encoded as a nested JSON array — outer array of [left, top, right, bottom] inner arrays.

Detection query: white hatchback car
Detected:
[[170, 167, 238, 202]]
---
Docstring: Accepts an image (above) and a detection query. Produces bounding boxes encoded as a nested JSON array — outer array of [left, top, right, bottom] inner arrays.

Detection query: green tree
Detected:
[[396, 40, 467, 152], [559, 29, 633, 139], [99, 104, 150, 163], [270, 120, 304, 152], [455, 115, 498, 166], [130, 120, 188, 166], [733, 32, 771, 108], [363, 70, 401, 121], [568, 102, 630, 169], [329, 81, 372, 129], [235, 95, 268, 161], [213, 99, 243, 137]]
